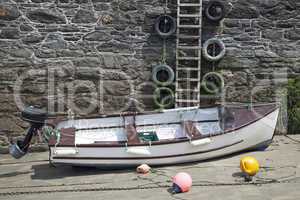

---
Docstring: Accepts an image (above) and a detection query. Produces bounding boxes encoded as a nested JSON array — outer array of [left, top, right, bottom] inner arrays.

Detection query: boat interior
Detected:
[[48, 104, 278, 147]]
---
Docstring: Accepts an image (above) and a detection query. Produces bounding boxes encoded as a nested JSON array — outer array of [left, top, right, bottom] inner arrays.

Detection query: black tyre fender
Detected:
[[202, 38, 226, 62], [201, 72, 225, 94], [205, 0, 226, 22], [153, 87, 175, 109], [154, 15, 176, 38], [152, 64, 175, 86]]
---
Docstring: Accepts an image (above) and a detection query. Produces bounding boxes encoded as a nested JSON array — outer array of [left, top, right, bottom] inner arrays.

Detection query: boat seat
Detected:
[[125, 124, 140, 144], [121, 112, 141, 144], [182, 121, 202, 139]]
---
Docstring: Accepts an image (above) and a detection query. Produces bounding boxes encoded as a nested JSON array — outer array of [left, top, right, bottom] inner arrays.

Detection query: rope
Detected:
[[0, 176, 299, 196], [212, 43, 216, 72], [164, 0, 168, 13], [160, 0, 168, 65], [284, 135, 300, 143], [0, 164, 298, 196], [161, 38, 167, 64], [42, 126, 61, 144]]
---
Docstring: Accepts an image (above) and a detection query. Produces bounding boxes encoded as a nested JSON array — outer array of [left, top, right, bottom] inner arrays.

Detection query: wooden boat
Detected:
[[42, 103, 279, 167], [9, 103, 279, 166]]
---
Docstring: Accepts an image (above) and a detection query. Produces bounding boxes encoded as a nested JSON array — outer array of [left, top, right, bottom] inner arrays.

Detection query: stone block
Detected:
[[22, 33, 44, 44], [96, 40, 133, 54], [227, 2, 260, 19], [0, 4, 20, 20], [72, 9, 97, 23], [0, 28, 19, 39], [72, 57, 103, 68], [27, 9, 66, 24], [20, 24, 34, 32], [284, 29, 300, 41], [103, 80, 131, 96], [262, 29, 284, 41], [218, 56, 259, 69], [94, 3, 111, 11], [83, 31, 112, 41], [42, 33, 67, 49], [119, 0, 138, 11]]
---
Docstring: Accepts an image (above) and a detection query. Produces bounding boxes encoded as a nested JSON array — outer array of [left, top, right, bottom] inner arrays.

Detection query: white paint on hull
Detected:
[[50, 108, 279, 166]]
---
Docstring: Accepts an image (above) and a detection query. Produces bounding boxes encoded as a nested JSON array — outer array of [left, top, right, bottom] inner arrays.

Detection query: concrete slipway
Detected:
[[0, 135, 299, 200]]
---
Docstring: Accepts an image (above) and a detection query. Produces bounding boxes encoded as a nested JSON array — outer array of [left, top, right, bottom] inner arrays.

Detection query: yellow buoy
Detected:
[[240, 156, 260, 177]]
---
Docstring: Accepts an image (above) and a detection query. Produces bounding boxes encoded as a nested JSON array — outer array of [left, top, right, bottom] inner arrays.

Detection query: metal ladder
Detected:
[[175, 0, 202, 108]]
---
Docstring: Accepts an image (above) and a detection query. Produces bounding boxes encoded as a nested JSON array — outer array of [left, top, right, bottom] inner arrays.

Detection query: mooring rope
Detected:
[[0, 176, 298, 196]]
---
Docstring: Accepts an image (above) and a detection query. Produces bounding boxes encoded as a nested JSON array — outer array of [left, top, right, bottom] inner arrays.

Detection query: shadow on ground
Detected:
[[0, 170, 32, 178], [31, 164, 134, 180], [30, 147, 270, 180]]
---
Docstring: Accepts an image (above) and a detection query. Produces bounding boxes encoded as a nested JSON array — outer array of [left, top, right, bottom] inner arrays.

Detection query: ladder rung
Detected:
[[177, 67, 200, 71], [179, 4, 202, 7], [177, 78, 200, 81], [177, 35, 201, 39], [176, 1, 202, 108], [178, 25, 201, 28], [177, 57, 200, 60], [176, 99, 199, 103], [177, 46, 201, 50], [177, 89, 199, 92], [178, 14, 201, 18]]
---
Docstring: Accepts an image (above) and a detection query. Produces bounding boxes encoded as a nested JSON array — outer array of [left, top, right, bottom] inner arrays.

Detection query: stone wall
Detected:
[[0, 0, 299, 152]]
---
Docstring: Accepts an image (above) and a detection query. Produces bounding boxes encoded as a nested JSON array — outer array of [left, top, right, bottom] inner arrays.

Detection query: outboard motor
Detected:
[[9, 106, 48, 159]]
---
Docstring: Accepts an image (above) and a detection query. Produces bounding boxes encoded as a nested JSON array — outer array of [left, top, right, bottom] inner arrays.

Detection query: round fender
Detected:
[[154, 15, 176, 38], [153, 87, 175, 109], [152, 64, 175, 86], [201, 72, 224, 94], [202, 38, 226, 62], [205, 0, 226, 22]]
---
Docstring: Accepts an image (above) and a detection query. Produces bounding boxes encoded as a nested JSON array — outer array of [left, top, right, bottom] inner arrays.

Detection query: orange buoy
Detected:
[[172, 172, 192, 193]]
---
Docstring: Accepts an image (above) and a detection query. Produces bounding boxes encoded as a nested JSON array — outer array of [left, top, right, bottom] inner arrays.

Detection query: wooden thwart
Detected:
[[182, 120, 202, 138], [122, 113, 141, 144]]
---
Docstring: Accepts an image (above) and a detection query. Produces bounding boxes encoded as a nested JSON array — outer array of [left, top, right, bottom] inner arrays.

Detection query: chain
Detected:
[[42, 126, 61, 144], [1, 177, 299, 196], [212, 43, 216, 72], [164, 0, 168, 12], [160, 0, 168, 65]]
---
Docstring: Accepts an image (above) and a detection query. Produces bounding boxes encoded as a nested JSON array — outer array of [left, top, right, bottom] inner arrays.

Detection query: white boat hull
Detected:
[[49, 107, 279, 167]]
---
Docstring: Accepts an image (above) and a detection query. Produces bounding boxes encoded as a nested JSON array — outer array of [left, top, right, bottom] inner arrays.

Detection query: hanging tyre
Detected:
[[152, 64, 175, 86], [205, 0, 226, 22], [154, 15, 176, 38], [202, 38, 226, 62], [153, 87, 174, 109], [201, 72, 224, 94]]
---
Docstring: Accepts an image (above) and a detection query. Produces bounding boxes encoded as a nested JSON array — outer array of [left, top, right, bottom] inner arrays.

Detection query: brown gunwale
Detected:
[[48, 104, 279, 148], [76, 119, 219, 131], [52, 140, 244, 160]]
